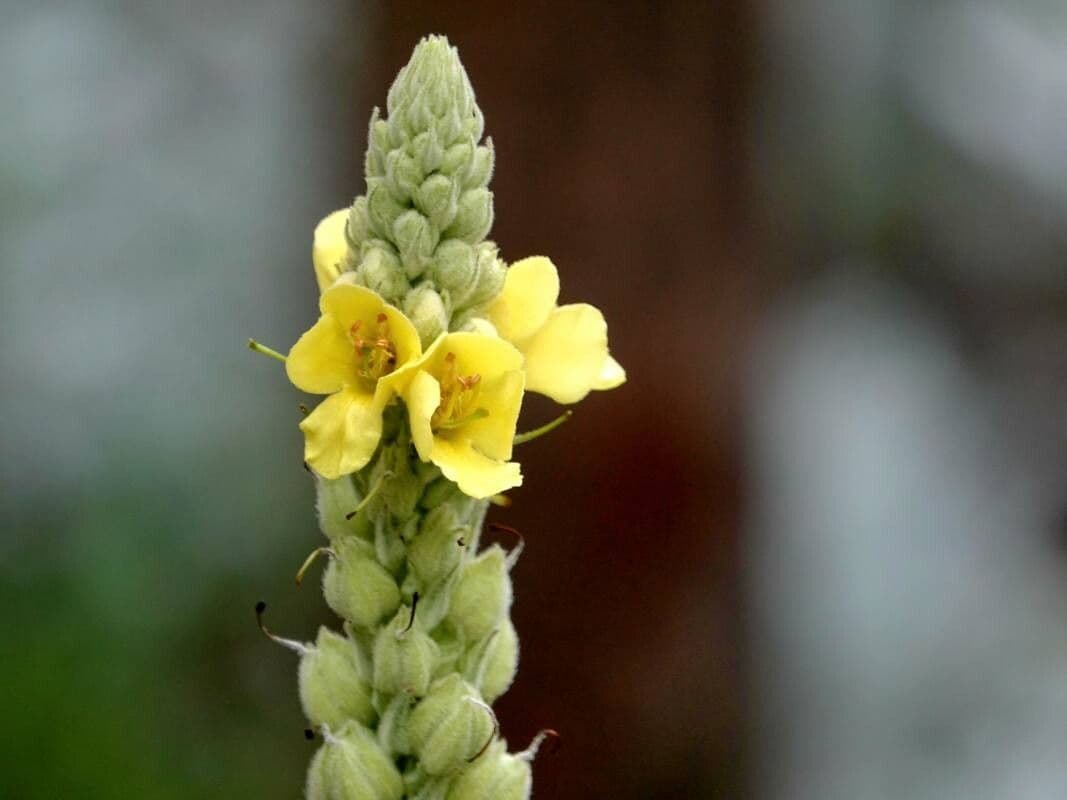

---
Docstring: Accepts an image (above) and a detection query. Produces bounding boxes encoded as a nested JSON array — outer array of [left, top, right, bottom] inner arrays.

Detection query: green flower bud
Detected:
[[446, 545, 511, 643], [393, 209, 440, 279], [366, 108, 390, 177], [459, 618, 518, 704], [367, 180, 405, 241], [299, 627, 375, 730], [439, 140, 474, 178], [323, 538, 401, 628], [430, 626, 464, 680], [385, 148, 423, 204], [376, 692, 414, 757], [416, 173, 460, 230], [412, 130, 444, 175], [306, 722, 404, 800], [372, 606, 438, 696], [357, 244, 410, 303], [408, 504, 465, 588], [463, 141, 494, 190], [444, 188, 493, 244], [315, 474, 371, 542], [461, 246, 505, 311], [408, 675, 495, 776], [445, 740, 530, 800], [347, 196, 373, 250], [403, 283, 449, 346]]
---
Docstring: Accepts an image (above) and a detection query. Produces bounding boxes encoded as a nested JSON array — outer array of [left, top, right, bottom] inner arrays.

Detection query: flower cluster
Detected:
[[255, 35, 623, 800], [290, 248, 623, 497]]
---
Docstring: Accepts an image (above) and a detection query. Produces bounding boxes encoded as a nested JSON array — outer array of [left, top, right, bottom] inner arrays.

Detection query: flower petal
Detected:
[[431, 438, 522, 499], [287, 316, 357, 394], [438, 331, 524, 380], [486, 256, 560, 345], [320, 282, 389, 331], [592, 354, 626, 391], [464, 369, 524, 461], [312, 209, 350, 293], [301, 388, 385, 479], [522, 303, 610, 404], [404, 370, 440, 462]]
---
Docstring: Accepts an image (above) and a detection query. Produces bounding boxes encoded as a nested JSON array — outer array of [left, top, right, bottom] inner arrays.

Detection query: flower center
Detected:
[[349, 313, 397, 382], [431, 352, 486, 431]]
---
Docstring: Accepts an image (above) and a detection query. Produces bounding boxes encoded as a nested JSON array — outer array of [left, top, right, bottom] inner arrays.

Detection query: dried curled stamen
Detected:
[[465, 696, 499, 763], [488, 522, 526, 568], [519, 728, 561, 761], [254, 601, 308, 655]]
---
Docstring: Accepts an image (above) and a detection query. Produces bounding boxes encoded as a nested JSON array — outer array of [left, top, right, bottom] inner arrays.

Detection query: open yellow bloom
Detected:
[[312, 209, 350, 293], [287, 277, 421, 479], [486, 256, 625, 404], [390, 333, 525, 499]]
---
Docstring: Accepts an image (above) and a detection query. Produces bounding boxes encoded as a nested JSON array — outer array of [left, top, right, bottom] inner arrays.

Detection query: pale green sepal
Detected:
[[306, 722, 404, 800], [315, 474, 372, 542], [408, 674, 495, 776], [372, 606, 438, 696], [446, 545, 511, 643], [445, 740, 530, 800], [299, 627, 376, 730], [459, 618, 519, 704], [322, 538, 401, 628]]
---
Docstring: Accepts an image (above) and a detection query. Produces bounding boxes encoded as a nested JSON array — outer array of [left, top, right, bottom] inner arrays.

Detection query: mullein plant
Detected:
[[249, 35, 623, 799]]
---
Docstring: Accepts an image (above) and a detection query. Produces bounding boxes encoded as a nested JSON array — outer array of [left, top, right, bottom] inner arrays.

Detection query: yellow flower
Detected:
[[312, 209, 351, 293], [486, 256, 625, 404], [287, 277, 421, 479], [392, 333, 525, 499]]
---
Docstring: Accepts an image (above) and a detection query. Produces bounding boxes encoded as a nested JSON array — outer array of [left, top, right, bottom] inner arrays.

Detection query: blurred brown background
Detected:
[[5, 1, 1067, 798]]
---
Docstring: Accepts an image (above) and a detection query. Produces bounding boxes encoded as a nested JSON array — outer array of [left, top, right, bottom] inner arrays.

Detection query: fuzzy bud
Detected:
[[357, 244, 410, 303], [416, 173, 461, 230], [459, 618, 518, 704], [462, 246, 505, 311], [463, 141, 494, 190], [408, 504, 465, 588], [306, 722, 404, 800], [392, 209, 440, 279], [373, 606, 439, 696], [347, 196, 373, 247], [384, 148, 423, 204], [403, 284, 449, 346], [444, 188, 494, 244], [367, 180, 406, 241], [446, 545, 511, 643], [323, 538, 401, 628], [446, 740, 530, 800], [299, 627, 375, 730], [408, 675, 495, 776], [315, 475, 372, 542]]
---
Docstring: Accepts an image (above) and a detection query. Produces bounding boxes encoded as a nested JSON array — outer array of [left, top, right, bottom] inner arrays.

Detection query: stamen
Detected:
[[513, 410, 573, 445], [294, 547, 336, 586], [247, 339, 287, 363], [465, 696, 499, 762], [344, 471, 394, 520], [518, 729, 561, 762], [435, 407, 489, 430], [254, 601, 309, 655], [488, 522, 526, 568], [398, 592, 420, 636], [488, 494, 512, 508]]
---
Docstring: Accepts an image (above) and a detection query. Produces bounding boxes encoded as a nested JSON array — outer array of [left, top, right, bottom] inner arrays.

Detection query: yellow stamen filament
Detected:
[[348, 314, 397, 382], [431, 352, 486, 432]]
